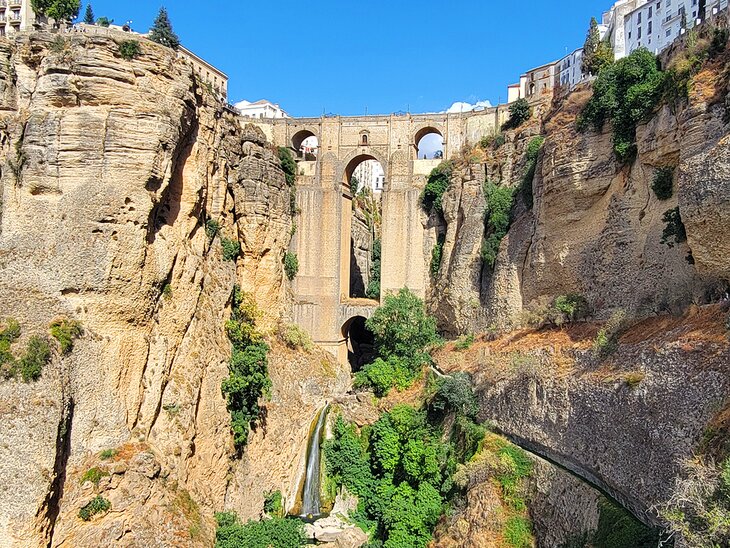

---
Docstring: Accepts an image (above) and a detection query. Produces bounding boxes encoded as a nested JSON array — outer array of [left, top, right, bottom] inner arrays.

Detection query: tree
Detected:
[[501, 98, 530, 131], [31, 0, 80, 22], [149, 7, 180, 50], [582, 17, 601, 75], [82, 3, 93, 24], [95, 16, 112, 27]]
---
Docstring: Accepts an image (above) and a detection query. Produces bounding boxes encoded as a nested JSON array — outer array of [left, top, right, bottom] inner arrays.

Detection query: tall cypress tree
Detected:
[[83, 3, 94, 24], [582, 17, 601, 75], [149, 7, 180, 50]]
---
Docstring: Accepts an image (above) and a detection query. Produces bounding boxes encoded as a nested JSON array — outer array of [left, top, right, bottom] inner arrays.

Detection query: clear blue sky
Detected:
[[81, 1, 608, 117]]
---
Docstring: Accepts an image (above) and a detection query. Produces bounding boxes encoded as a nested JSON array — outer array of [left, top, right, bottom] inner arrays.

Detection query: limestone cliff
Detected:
[[0, 32, 346, 547]]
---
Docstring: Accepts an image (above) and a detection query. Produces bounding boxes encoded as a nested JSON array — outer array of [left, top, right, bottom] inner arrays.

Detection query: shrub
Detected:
[[278, 147, 297, 187], [421, 161, 453, 214], [520, 136, 545, 209], [80, 467, 109, 486], [221, 238, 240, 262], [215, 512, 305, 548], [579, 48, 666, 163], [430, 234, 445, 277], [283, 252, 299, 280], [625, 372, 645, 389], [263, 490, 284, 518], [480, 133, 505, 150], [593, 309, 628, 358], [366, 288, 439, 362], [454, 333, 475, 351], [78, 495, 111, 521], [430, 372, 478, 418], [652, 166, 674, 200], [504, 515, 533, 548], [502, 98, 531, 131], [119, 40, 140, 60], [281, 324, 313, 352], [552, 294, 590, 325], [709, 27, 729, 59], [481, 182, 515, 268], [19, 336, 51, 382], [354, 356, 414, 397], [162, 284, 173, 300], [205, 219, 221, 240], [49, 318, 83, 354], [99, 449, 117, 460], [366, 239, 381, 300], [0, 318, 20, 377], [595, 498, 661, 547], [0, 318, 20, 344], [660, 207, 687, 247]]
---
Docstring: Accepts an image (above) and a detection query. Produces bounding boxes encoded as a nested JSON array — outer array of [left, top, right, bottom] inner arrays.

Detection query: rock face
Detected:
[[0, 32, 347, 547]]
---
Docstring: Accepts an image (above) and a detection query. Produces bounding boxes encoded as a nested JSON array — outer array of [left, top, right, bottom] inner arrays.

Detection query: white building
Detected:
[[235, 100, 289, 119], [0, 0, 35, 36], [353, 160, 384, 194]]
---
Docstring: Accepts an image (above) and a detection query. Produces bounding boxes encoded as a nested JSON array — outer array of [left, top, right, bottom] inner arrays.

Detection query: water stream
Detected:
[[300, 403, 329, 518]]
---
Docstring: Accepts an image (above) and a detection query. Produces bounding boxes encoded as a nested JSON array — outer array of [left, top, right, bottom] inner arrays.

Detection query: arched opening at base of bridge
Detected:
[[415, 127, 444, 160], [291, 130, 318, 160], [341, 316, 376, 372], [344, 155, 383, 300]]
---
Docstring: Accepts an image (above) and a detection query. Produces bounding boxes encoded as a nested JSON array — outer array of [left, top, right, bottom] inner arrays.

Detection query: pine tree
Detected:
[[83, 3, 94, 24], [582, 17, 601, 75], [149, 7, 180, 50]]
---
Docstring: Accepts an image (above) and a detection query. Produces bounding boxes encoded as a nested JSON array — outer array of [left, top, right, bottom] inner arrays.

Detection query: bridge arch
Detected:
[[341, 315, 376, 371], [340, 150, 389, 191], [291, 129, 319, 159], [414, 125, 444, 160]]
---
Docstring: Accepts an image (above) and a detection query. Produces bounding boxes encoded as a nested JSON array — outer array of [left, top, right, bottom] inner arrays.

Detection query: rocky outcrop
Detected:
[[0, 32, 342, 547]]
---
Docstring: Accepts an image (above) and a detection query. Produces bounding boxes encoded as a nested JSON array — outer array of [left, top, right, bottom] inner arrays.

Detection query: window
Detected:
[[361, 134, 368, 145], [657, 2, 661, 8], [638, 26, 642, 38], [666, 28, 671, 36], [638, 11, 642, 23], [629, 30, 632, 39], [649, 6, 652, 17], [648, 21, 652, 33]]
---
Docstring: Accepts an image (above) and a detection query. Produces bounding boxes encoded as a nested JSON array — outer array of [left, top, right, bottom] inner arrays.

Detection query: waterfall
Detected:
[[300, 403, 329, 517]]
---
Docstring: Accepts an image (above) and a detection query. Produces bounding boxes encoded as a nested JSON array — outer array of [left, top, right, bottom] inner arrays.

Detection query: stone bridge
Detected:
[[249, 108, 510, 362]]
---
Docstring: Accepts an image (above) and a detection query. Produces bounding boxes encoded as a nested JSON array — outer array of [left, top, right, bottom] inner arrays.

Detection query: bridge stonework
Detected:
[[247, 107, 510, 362]]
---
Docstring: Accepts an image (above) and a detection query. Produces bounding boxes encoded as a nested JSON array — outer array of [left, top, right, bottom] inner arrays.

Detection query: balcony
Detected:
[[0, 16, 5, 23], [8, 0, 20, 6], [0, 1, 7, 7], [9, 12, 20, 23]]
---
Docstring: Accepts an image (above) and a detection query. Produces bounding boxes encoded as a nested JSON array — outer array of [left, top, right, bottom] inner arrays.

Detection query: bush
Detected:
[[366, 239, 381, 300], [221, 238, 240, 262], [278, 147, 297, 187], [652, 166, 674, 200], [481, 182, 515, 268], [283, 252, 299, 280], [162, 284, 173, 300], [366, 288, 439, 362], [453, 334, 475, 351], [49, 318, 83, 354], [504, 516, 533, 548], [281, 324, 313, 352], [660, 207, 687, 247], [19, 336, 51, 382], [78, 495, 111, 521], [579, 48, 666, 163], [354, 356, 415, 397], [430, 234, 445, 277], [430, 372, 478, 418], [80, 467, 109, 486], [221, 287, 271, 451], [0, 318, 20, 378], [502, 98, 531, 131], [99, 449, 117, 460], [593, 309, 628, 358], [205, 219, 221, 240], [118, 40, 140, 60], [480, 133, 505, 150], [215, 512, 305, 548], [520, 136, 545, 209], [552, 294, 590, 325], [709, 27, 729, 59], [263, 490, 284, 518], [421, 161, 453, 214]]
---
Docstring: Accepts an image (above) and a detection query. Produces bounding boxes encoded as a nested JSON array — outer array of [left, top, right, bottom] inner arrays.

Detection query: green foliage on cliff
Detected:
[[263, 490, 284, 518], [660, 207, 687, 247], [31, 0, 80, 21], [366, 239, 381, 299], [221, 286, 271, 451], [594, 499, 660, 547], [78, 495, 111, 521], [429, 372, 478, 418], [119, 40, 141, 61], [283, 252, 299, 280], [278, 147, 297, 187], [520, 136, 545, 209], [205, 219, 221, 240], [481, 182, 515, 268], [214, 511, 305, 548], [502, 98, 531, 131], [582, 17, 614, 76], [430, 234, 445, 278], [50, 318, 83, 354], [220, 237, 240, 262], [149, 7, 180, 50], [421, 161, 453, 215], [1, 320, 51, 382], [579, 48, 666, 163], [355, 356, 414, 397], [652, 166, 675, 200]]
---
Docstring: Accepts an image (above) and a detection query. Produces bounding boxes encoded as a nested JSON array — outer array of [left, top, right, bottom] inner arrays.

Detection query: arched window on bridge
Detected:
[[360, 133, 369, 145], [415, 127, 444, 160], [344, 155, 384, 301], [292, 130, 319, 160]]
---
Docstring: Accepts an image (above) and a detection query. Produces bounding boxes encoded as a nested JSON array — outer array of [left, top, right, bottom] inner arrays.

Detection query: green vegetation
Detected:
[[281, 324, 313, 352], [350, 174, 360, 196], [283, 252, 299, 280], [78, 495, 111, 521], [581, 17, 614, 76], [278, 146, 297, 187], [652, 166, 675, 200], [355, 356, 413, 397], [481, 182, 515, 268], [430, 372, 478, 418], [119, 40, 141, 61], [19, 336, 51, 382], [162, 284, 173, 300], [505, 516, 533, 548], [215, 511, 305, 548], [49, 318, 83, 354], [149, 7, 180, 50], [263, 490, 284, 518], [625, 372, 645, 389], [0, 318, 21, 378], [453, 333, 475, 351], [83, 3, 94, 24], [421, 161, 453, 215], [220, 237, 240, 262], [595, 499, 661, 547], [660, 207, 687, 247], [480, 133, 505, 150], [552, 294, 590, 325], [221, 286, 271, 451], [430, 234, 445, 277], [709, 27, 729, 59], [99, 449, 117, 460], [95, 16, 111, 27], [205, 218, 221, 240], [593, 309, 628, 358], [579, 48, 666, 163], [521, 136, 545, 209], [502, 98, 531, 131], [30, 0, 80, 22], [366, 239, 381, 300], [80, 466, 109, 486]]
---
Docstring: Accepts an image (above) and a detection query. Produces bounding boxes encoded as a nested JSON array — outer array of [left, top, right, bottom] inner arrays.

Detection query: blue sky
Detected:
[[81, 1, 608, 117]]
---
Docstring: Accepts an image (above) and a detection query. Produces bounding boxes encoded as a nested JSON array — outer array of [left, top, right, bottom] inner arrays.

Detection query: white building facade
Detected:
[[353, 160, 385, 194], [236, 100, 290, 119], [0, 0, 35, 36]]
